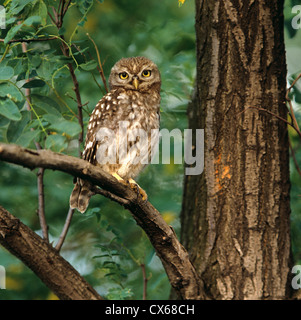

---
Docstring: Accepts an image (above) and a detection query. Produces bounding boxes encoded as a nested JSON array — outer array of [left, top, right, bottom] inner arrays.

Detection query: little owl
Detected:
[[70, 56, 161, 213]]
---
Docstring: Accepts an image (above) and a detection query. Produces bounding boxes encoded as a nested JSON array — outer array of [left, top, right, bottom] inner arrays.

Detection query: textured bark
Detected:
[[0, 205, 102, 300], [181, 0, 292, 299]]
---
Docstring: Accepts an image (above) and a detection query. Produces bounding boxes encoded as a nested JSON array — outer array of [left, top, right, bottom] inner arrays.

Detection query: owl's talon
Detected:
[[128, 178, 148, 202]]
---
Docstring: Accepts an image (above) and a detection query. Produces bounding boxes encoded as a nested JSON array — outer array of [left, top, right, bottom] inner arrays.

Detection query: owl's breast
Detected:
[[119, 90, 160, 129]]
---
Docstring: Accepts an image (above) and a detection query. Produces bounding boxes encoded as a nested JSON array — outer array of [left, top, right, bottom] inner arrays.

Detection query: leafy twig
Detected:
[[286, 73, 301, 134], [86, 33, 109, 93], [289, 139, 301, 178], [20, 38, 49, 242], [49, 2, 85, 250], [0, 37, 57, 44]]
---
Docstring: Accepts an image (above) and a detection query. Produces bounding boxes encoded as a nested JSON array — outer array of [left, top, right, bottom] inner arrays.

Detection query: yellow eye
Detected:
[[142, 70, 151, 77], [119, 72, 129, 80]]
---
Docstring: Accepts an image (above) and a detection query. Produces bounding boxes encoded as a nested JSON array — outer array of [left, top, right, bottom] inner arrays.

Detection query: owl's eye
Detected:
[[119, 72, 129, 80], [142, 70, 151, 77]]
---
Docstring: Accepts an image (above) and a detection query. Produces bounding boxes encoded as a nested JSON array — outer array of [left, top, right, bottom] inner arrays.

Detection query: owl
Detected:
[[70, 56, 161, 213]]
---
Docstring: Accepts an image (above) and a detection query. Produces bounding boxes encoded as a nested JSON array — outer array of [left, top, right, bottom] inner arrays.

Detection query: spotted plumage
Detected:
[[70, 56, 161, 213]]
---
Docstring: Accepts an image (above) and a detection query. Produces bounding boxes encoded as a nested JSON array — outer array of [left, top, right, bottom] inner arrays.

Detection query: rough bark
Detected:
[[0, 143, 204, 299], [181, 0, 292, 299], [0, 205, 102, 300]]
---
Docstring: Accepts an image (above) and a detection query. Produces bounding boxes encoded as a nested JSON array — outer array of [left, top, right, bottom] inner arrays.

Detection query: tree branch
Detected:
[[55, 207, 74, 252], [20, 38, 49, 242], [0, 205, 102, 300], [37, 167, 48, 241], [0, 143, 204, 299], [0, 37, 57, 44]]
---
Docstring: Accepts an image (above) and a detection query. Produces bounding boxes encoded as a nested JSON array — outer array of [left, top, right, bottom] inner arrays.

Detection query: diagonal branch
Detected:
[[0, 205, 102, 300], [0, 143, 204, 300]]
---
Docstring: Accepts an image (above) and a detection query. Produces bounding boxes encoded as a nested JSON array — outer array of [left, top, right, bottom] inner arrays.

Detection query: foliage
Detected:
[[0, 0, 195, 299], [0, 0, 300, 300], [285, 0, 301, 264]]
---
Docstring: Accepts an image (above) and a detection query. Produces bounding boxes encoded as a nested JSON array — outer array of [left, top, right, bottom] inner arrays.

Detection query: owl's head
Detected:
[[108, 56, 161, 93]]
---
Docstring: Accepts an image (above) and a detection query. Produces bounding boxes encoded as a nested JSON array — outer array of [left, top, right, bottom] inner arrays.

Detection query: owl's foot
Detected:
[[112, 172, 125, 183], [111, 173, 148, 201], [128, 178, 148, 202]]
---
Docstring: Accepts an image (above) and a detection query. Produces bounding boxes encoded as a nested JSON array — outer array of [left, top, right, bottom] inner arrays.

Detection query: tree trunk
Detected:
[[181, 0, 292, 299]]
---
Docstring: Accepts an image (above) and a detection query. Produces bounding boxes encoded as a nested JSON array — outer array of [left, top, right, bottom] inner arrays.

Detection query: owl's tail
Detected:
[[69, 180, 93, 213]]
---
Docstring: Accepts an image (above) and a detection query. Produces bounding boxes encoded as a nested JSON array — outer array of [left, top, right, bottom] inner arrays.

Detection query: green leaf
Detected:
[[0, 98, 22, 121], [43, 114, 82, 137], [23, 15, 42, 27], [7, 0, 33, 16], [28, 53, 42, 69], [22, 79, 46, 88], [79, 60, 98, 71], [58, 26, 66, 35], [6, 111, 30, 142], [55, 120, 82, 137], [0, 83, 23, 101], [94, 244, 108, 250], [93, 254, 110, 259], [36, 59, 58, 80], [31, 0, 48, 25], [16, 129, 40, 147], [45, 134, 68, 152], [0, 116, 10, 128], [4, 24, 23, 44], [31, 94, 61, 116], [0, 66, 14, 80], [78, 17, 87, 27]]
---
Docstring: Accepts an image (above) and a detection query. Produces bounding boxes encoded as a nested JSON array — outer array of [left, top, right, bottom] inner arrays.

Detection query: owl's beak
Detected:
[[132, 78, 139, 90]]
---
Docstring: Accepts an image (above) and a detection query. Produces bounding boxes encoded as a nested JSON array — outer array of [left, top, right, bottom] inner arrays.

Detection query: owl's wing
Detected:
[[82, 91, 120, 165]]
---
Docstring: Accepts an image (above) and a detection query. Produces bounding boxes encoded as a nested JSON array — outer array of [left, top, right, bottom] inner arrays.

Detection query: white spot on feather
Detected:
[[86, 141, 93, 149]]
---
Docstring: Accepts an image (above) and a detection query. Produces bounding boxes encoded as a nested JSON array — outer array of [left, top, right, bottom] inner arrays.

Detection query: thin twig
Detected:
[[50, 4, 84, 152], [63, 0, 72, 17], [0, 44, 10, 63], [57, 0, 63, 20], [55, 207, 74, 252], [286, 73, 301, 179], [237, 106, 301, 138], [72, 43, 106, 95], [68, 61, 84, 150], [58, 35, 84, 153], [289, 139, 301, 178], [0, 37, 57, 44], [91, 186, 130, 207], [37, 168, 49, 241], [86, 33, 109, 93], [239, 74, 301, 181], [47, 11, 56, 24], [20, 36, 49, 242], [286, 73, 301, 134], [286, 73, 301, 96], [50, 3, 84, 250], [141, 263, 148, 300]]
